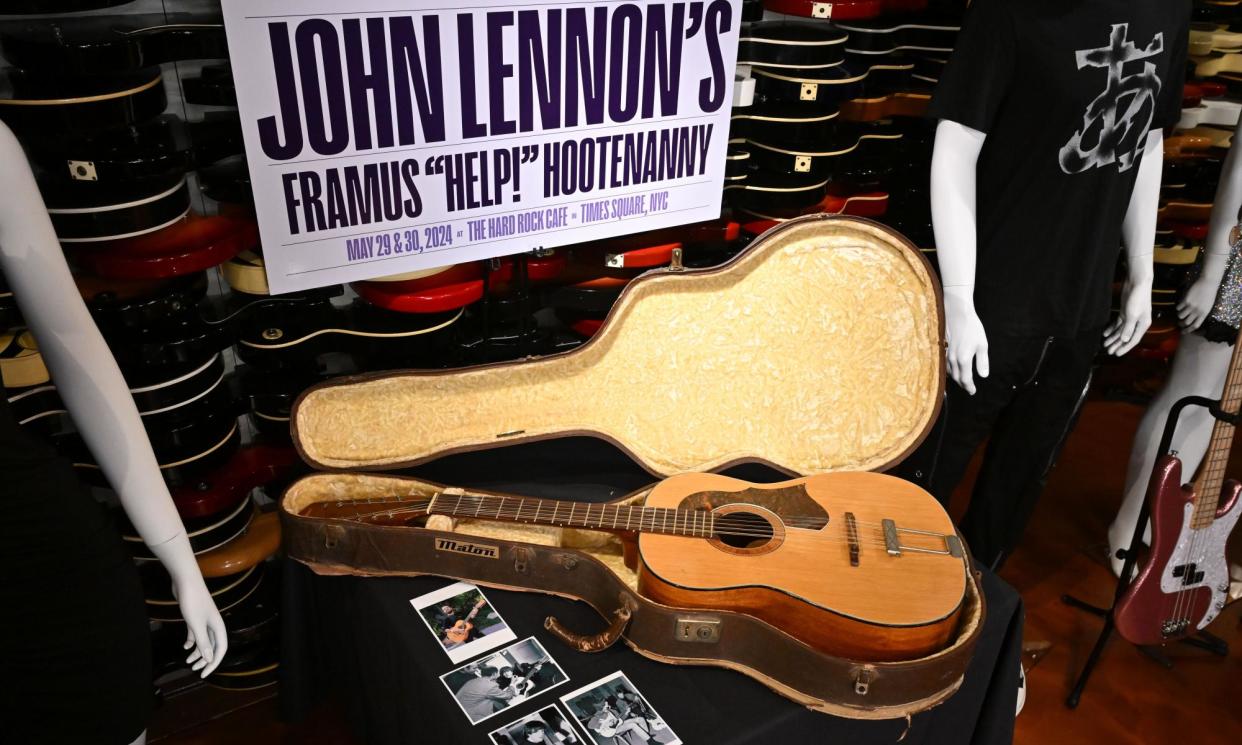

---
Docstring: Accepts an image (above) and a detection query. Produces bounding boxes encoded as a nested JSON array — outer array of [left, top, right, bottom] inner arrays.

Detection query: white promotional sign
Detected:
[[220, 0, 742, 294]]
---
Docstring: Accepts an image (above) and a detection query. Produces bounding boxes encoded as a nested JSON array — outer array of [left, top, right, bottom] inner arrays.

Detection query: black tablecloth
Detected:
[[279, 438, 1023, 745]]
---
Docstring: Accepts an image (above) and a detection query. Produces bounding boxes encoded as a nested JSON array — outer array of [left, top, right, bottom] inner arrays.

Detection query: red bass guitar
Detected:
[[1115, 333, 1242, 644]]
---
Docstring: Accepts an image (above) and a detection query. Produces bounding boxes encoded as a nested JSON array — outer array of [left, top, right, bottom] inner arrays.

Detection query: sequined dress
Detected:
[[1198, 221, 1242, 345]]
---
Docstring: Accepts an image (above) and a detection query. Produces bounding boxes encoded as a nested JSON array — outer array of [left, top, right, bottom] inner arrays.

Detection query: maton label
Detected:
[[435, 537, 500, 559]]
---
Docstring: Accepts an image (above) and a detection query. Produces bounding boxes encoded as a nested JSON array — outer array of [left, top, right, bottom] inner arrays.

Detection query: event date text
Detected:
[[345, 225, 454, 262]]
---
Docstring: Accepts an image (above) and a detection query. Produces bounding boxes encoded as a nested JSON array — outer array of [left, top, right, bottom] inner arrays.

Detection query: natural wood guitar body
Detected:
[[443, 620, 474, 645], [637, 473, 967, 661]]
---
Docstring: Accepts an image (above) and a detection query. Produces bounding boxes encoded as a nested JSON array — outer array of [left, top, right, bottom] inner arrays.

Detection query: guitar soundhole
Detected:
[[715, 511, 775, 550]]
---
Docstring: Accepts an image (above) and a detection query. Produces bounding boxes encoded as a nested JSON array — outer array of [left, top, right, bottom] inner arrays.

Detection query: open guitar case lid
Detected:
[[280, 215, 985, 720]]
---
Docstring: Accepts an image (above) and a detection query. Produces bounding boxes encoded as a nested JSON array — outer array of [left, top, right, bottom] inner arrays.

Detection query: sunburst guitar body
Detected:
[[635, 473, 968, 661]]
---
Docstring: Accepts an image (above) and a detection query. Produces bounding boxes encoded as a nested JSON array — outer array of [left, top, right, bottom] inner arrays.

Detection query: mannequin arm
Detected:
[[930, 119, 989, 395], [1104, 129, 1162, 356], [0, 121, 227, 676], [1179, 110, 1242, 332]]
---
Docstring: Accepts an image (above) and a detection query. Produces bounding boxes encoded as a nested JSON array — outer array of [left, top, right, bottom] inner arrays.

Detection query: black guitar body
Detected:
[[738, 21, 848, 70], [183, 64, 237, 107], [42, 174, 190, 243], [0, 68, 167, 135], [836, 17, 961, 55], [25, 113, 243, 185], [0, 0, 134, 14], [0, 14, 229, 74]]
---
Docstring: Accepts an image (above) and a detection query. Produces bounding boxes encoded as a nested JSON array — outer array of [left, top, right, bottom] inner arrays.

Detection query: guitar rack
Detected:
[[1061, 394, 1231, 709]]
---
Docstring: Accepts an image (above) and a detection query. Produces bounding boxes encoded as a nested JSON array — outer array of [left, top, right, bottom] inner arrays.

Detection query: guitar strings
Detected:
[[314, 493, 920, 532], [310, 495, 932, 539], [306, 500, 951, 550], [315, 497, 863, 537], [435, 494, 921, 535], [1171, 363, 1242, 626], [327, 505, 915, 550]]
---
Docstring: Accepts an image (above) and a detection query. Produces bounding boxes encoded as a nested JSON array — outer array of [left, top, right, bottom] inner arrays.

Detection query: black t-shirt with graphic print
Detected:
[[927, 0, 1190, 337]]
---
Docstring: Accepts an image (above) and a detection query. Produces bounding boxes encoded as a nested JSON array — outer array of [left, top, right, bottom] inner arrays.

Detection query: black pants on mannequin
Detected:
[[902, 329, 1101, 571]]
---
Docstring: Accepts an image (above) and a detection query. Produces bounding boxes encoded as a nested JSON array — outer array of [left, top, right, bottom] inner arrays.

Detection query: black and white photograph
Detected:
[[487, 704, 583, 745], [410, 581, 516, 663], [440, 637, 570, 725], [559, 672, 681, 745]]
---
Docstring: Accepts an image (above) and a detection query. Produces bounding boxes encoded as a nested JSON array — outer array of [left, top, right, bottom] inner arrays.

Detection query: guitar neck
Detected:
[[428, 491, 719, 538], [1192, 330, 1242, 528]]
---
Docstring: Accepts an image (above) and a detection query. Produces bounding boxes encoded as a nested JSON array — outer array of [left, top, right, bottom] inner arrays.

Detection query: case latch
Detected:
[[853, 666, 876, 696], [323, 524, 346, 549], [512, 546, 534, 574], [674, 616, 721, 643]]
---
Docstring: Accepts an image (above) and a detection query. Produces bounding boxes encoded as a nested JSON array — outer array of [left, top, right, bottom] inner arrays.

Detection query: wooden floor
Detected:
[[1002, 400, 1242, 745], [151, 399, 1242, 745]]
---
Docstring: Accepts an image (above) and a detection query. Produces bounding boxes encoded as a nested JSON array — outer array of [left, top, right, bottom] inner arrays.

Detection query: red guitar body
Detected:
[[1115, 454, 1242, 645]]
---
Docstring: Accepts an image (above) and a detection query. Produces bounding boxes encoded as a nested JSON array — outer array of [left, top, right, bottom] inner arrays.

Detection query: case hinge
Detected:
[[853, 666, 876, 696], [669, 248, 685, 272]]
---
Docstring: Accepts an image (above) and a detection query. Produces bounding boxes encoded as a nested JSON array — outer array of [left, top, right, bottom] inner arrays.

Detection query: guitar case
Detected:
[[279, 215, 985, 720]]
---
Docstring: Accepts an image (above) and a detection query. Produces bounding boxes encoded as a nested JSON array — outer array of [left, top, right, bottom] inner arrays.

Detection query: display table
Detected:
[[278, 438, 1023, 745]]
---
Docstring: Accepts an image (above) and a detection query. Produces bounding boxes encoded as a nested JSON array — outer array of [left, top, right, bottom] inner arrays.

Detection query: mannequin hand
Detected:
[[172, 574, 228, 677], [943, 286, 989, 395], [1177, 274, 1219, 332], [1104, 275, 1152, 356]]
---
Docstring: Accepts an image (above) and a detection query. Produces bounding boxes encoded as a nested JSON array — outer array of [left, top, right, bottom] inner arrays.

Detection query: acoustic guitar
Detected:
[[444, 598, 488, 645], [303, 472, 970, 661]]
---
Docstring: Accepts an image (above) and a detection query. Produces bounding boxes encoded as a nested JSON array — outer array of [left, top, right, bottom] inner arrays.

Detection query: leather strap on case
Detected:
[[545, 604, 633, 652]]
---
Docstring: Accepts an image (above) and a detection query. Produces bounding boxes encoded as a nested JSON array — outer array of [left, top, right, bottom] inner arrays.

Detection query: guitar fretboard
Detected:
[[429, 492, 719, 537], [1193, 328, 1242, 528]]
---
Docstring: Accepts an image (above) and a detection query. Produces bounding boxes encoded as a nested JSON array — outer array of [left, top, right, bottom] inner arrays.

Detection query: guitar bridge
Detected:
[[845, 512, 860, 566]]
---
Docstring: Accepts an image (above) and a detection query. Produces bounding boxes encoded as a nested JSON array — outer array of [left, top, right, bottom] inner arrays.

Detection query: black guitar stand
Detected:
[[1061, 395, 1232, 708]]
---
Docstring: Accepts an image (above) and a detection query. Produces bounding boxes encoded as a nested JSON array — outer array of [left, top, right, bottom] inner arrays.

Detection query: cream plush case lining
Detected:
[[292, 216, 944, 477]]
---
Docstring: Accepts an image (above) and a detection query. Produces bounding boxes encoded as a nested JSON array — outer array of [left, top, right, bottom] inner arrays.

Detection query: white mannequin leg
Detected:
[[128, 730, 147, 745], [1109, 332, 1233, 575]]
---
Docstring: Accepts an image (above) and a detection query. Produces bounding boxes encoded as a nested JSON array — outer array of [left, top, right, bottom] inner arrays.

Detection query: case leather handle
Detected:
[[544, 606, 632, 653]]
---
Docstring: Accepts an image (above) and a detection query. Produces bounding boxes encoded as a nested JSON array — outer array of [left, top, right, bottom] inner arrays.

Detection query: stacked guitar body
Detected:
[[281, 215, 986, 720]]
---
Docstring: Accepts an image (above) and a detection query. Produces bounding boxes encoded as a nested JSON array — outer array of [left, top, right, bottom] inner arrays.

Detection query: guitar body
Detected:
[[637, 472, 967, 661], [444, 620, 474, 645], [1116, 455, 1242, 645]]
